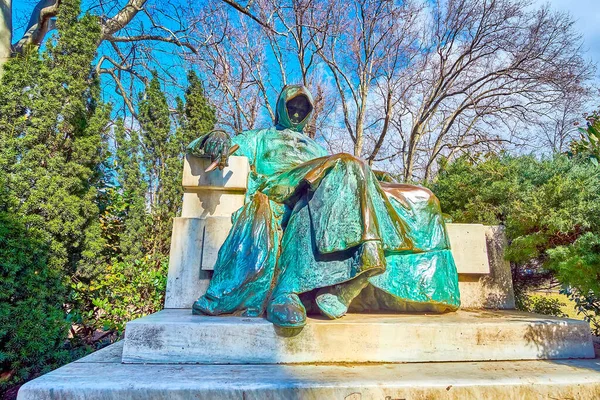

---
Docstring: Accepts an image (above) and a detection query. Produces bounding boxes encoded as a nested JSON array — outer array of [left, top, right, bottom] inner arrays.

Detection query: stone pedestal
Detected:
[[164, 155, 248, 309], [18, 341, 600, 400], [18, 154, 600, 400], [122, 309, 594, 364]]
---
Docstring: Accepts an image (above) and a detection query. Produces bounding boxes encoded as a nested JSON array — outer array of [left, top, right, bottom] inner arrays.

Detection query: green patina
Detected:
[[187, 85, 460, 328]]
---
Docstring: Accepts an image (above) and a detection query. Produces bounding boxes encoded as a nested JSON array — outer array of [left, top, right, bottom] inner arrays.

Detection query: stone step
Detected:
[[18, 342, 600, 400], [121, 309, 594, 364]]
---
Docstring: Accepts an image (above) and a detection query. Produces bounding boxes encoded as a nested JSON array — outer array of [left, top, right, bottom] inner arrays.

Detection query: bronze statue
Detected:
[[188, 85, 460, 328]]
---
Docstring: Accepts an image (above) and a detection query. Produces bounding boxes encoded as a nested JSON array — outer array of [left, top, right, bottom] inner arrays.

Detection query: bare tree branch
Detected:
[[13, 0, 60, 54]]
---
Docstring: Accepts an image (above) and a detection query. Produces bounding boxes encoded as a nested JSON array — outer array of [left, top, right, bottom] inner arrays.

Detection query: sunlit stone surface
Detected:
[[18, 152, 599, 400], [121, 309, 593, 364], [18, 341, 600, 400]]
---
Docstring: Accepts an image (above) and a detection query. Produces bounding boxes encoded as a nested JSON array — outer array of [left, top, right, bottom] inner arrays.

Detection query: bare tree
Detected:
[[187, 3, 270, 132], [1, 0, 277, 116], [311, 0, 422, 158], [397, 0, 594, 180], [533, 88, 592, 154]]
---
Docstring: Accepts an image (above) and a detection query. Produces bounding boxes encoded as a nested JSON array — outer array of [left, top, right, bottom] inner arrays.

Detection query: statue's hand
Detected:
[[187, 130, 232, 170]]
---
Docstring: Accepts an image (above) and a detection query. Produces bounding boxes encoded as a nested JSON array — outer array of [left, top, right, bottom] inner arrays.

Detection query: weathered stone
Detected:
[[446, 223, 489, 274], [0, 2, 11, 76], [121, 309, 593, 364], [164, 218, 209, 309], [18, 341, 600, 400], [181, 191, 245, 218], [459, 225, 516, 309], [182, 154, 249, 191], [165, 216, 238, 308]]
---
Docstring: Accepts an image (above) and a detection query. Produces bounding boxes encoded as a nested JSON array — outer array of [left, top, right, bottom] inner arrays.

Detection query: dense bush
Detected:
[[0, 213, 71, 391], [432, 154, 600, 322], [521, 295, 567, 318], [0, 0, 110, 281], [570, 109, 600, 165], [561, 288, 600, 335], [0, 1, 214, 395], [71, 256, 168, 335]]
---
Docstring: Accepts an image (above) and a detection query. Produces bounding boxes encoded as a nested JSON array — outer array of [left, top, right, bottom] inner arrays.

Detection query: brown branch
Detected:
[[105, 34, 198, 54], [13, 0, 61, 54], [101, 0, 147, 38], [220, 0, 281, 35]]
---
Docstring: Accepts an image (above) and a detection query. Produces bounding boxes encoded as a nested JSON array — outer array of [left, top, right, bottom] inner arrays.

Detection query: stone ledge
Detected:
[[121, 309, 594, 364], [182, 154, 249, 191], [447, 223, 489, 274], [18, 341, 600, 400]]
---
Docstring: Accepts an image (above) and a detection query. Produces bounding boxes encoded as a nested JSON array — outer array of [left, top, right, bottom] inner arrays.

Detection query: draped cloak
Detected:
[[193, 86, 460, 318]]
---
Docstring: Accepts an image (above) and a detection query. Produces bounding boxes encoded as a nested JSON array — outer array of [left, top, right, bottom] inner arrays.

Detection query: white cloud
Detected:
[[544, 0, 600, 69]]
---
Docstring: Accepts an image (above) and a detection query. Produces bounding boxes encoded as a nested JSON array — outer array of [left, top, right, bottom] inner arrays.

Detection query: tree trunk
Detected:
[[404, 123, 423, 182], [0, 0, 12, 75], [354, 119, 364, 157]]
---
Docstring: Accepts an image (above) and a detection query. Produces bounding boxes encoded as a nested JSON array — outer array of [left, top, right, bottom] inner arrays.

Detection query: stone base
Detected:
[[18, 341, 600, 400], [121, 309, 594, 364]]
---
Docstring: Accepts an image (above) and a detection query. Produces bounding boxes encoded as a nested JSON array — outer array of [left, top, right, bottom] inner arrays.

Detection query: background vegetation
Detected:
[[431, 134, 600, 333], [0, 1, 215, 396]]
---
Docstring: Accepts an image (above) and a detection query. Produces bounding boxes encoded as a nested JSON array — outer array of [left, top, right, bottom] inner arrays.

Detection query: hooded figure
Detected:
[[189, 85, 460, 327]]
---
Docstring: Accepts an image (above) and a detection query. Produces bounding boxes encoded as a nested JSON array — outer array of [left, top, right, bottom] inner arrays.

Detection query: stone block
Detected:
[[164, 216, 234, 308], [446, 223, 489, 274], [181, 191, 245, 218], [165, 218, 208, 309], [459, 225, 516, 309], [182, 154, 249, 191], [165, 221, 514, 309], [18, 340, 600, 400], [121, 309, 593, 364], [199, 216, 233, 271]]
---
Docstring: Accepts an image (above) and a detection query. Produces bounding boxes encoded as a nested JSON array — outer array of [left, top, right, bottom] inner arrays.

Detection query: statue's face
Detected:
[[286, 94, 313, 124]]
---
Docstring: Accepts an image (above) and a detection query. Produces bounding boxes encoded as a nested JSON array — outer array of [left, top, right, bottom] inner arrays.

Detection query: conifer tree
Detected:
[[0, 0, 110, 392], [0, 0, 110, 278], [180, 71, 217, 144], [125, 71, 216, 258], [113, 120, 149, 261]]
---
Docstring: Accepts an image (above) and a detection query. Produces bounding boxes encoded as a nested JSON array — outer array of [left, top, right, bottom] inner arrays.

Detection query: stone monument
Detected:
[[18, 86, 600, 399]]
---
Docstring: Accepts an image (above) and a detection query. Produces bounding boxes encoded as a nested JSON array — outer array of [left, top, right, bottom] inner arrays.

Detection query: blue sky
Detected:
[[12, 0, 600, 94], [541, 0, 600, 68], [12, 1, 600, 69]]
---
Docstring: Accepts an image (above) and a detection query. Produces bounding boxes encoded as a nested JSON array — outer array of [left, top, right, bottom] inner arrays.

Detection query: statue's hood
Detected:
[[275, 85, 314, 132]]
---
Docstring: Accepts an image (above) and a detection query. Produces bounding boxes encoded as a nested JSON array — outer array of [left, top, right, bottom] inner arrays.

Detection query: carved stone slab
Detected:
[[447, 223, 490, 274], [18, 342, 600, 400], [182, 154, 249, 191], [121, 309, 594, 364]]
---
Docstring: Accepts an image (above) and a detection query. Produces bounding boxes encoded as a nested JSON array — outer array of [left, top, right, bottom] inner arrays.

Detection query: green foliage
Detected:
[[547, 233, 600, 295], [112, 72, 216, 258], [520, 294, 567, 318], [110, 120, 149, 261], [0, 0, 111, 393], [0, 213, 71, 390], [0, 1, 215, 394], [570, 110, 600, 165], [431, 154, 600, 311], [0, 0, 110, 278], [180, 71, 217, 139], [136, 73, 179, 255], [71, 256, 168, 334], [562, 288, 600, 335]]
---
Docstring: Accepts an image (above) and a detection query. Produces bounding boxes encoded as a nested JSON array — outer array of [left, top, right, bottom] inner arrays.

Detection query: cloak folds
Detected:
[[192, 85, 460, 327]]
